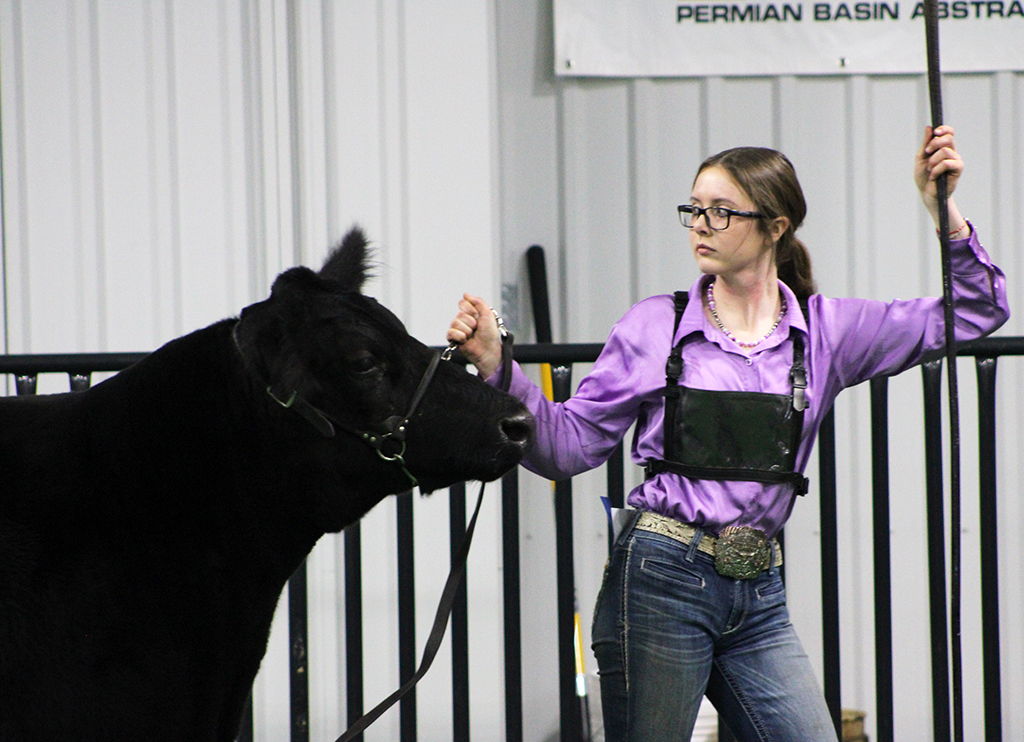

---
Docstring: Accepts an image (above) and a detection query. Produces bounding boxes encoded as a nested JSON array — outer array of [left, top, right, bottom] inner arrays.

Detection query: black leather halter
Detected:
[[235, 323, 447, 490], [264, 350, 444, 490]]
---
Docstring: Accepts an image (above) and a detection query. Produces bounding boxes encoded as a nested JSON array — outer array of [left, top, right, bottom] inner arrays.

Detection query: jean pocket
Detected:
[[639, 556, 706, 590], [755, 571, 786, 600]]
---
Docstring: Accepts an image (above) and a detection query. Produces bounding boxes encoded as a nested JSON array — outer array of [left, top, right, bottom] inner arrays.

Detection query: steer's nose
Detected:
[[500, 410, 534, 451]]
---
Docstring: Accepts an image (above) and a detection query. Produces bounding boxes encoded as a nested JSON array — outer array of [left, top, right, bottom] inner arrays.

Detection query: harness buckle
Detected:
[[643, 458, 662, 480], [790, 366, 807, 412]]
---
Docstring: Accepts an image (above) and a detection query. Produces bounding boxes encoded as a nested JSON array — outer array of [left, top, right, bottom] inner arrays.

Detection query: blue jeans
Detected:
[[591, 523, 837, 742]]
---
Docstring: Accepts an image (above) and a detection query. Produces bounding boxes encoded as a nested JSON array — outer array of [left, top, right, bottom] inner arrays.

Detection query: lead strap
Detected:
[[334, 483, 487, 742]]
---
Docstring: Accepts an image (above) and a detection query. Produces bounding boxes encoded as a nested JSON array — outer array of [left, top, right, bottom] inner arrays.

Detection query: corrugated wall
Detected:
[[2, 1, 1022, 740]]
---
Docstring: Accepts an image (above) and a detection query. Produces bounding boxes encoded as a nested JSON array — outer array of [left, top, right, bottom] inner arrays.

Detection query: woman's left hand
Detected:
[[914, 125, 968, 234], [915, 125, 963, 208]]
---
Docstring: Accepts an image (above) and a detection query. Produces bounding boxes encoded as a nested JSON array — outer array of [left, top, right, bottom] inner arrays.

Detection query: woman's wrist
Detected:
[[936, 220, 970, 239], [474, 348, 503, 381]]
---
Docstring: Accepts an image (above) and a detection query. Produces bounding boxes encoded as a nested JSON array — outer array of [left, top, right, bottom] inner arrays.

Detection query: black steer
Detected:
[[0, 227, 533, 742]]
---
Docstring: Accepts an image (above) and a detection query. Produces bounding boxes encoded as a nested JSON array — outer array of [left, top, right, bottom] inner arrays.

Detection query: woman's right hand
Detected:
[[447, 293, 504, 380]]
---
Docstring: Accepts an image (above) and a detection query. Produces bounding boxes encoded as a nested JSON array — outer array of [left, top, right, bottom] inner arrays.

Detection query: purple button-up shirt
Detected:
[[496, 229, 1008, 537]]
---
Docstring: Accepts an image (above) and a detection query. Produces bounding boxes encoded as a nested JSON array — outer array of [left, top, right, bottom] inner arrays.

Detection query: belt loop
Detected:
[[769, 540, 778, 571], [685, 529, 705, 563]]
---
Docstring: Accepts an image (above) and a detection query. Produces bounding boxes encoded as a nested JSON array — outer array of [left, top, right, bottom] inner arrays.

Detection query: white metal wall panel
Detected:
[[632, 78, 705, 302], [0, 0, 271, 364], [562, 80, 633, 342]]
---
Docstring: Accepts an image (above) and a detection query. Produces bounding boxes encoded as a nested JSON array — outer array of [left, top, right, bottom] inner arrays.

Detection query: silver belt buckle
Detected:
[[714, 526, 771, 580]]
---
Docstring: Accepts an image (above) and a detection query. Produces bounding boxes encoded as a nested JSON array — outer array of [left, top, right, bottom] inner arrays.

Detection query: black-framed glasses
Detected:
[[678, 204, 764, 231]]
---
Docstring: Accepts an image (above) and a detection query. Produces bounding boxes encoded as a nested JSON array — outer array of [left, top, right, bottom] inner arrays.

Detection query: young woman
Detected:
[[447, 126, 1008, 741]]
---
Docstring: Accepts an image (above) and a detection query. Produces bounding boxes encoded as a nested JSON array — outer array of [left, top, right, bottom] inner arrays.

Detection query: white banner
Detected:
[[554, 0, 1024, 76]]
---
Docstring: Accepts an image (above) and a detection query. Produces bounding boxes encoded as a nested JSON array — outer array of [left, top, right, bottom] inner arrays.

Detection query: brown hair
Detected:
[[696, 147, 816, 302]]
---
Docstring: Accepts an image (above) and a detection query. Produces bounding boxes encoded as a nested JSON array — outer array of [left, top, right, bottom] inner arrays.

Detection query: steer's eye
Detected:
[[349, 351, 379, 375]]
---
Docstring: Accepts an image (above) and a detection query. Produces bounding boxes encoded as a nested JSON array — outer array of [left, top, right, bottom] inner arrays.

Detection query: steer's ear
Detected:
[[320, 226, 372, 292], [234, 293, 307, 399]]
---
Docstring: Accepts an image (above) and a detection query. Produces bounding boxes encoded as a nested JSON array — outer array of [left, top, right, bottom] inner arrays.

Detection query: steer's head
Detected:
[[232, 227, 533, 517]]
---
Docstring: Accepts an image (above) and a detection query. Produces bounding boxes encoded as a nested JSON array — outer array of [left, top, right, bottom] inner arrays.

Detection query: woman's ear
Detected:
[[769, 215, 790, 244]]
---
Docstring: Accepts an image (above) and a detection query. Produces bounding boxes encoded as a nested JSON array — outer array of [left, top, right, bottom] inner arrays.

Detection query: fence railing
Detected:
[[2, 336, 1018, 742]]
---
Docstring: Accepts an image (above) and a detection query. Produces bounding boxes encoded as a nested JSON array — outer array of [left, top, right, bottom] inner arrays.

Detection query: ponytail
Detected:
[[776, 233, 816, 303]]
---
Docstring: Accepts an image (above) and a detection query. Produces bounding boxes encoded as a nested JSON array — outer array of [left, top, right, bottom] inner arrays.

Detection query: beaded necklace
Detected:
[[706, 281, 787, 349]]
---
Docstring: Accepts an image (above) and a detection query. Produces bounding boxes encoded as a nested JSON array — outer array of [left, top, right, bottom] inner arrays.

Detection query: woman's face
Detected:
[[688, 165, 779, 281]]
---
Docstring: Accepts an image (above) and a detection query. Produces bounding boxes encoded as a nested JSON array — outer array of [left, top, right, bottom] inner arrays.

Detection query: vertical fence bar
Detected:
[[397, 492, 417, 741], [502, 467, 523, 742], [817, 408, 842, 736], [975, 357, 1002, 742], [606, 443, 625, 555], [922, 360, 952, 742], [236, 697, 254, 742], [15, 374, 37, 395], [606, 442, 625, 509], [870, 377, 894, 742], [344, 523, 364, 740], [288, 562, 310, 742], [69, 373, 92, 391], [449, 483, 470, 742], [551, 364, 583, 742], [555, 474, 580, 742], [777, 529, 786, 585]]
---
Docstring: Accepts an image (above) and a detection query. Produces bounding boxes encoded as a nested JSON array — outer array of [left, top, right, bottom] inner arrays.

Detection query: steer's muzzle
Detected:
[[499, 410, 534, 454]]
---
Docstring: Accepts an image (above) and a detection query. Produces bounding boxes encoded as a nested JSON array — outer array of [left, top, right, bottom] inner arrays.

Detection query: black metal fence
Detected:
[[2, 336, 1017, 742]]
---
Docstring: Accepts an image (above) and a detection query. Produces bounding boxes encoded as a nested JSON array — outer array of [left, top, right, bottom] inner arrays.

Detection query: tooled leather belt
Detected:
[[634, 511, 782, 579]]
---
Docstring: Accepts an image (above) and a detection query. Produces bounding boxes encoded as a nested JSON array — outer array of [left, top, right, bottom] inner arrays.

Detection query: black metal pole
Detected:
[[449, 483, 470, 742], [921, 5, 963, 740], [502, 468, 524, 742], [607, 443, 625, 554], [551, 365, 583, 742], [344, 524, 364, 741], [236, 696, 254, 742], [396, 493, 417, 741], [922, 361, 952, 742], [288, 562, 310, 742], [817, 408, 842, 738], [976, 357, 1003, 741], [527, 245, 554, 344], [870, 378, 894, 742]]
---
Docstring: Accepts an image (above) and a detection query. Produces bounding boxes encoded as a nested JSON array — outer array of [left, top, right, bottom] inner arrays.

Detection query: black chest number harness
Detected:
[[644, 290, 810, 496]]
